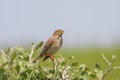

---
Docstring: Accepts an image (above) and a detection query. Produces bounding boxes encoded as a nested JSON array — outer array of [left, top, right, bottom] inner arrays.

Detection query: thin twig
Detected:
[[113, 66, 120, 70], [101, 62, 112, 80], [100, 53, 116, 80], [54, 58, 58, 80], [101, 53, 110, 65], [29, 43, 34, 64]]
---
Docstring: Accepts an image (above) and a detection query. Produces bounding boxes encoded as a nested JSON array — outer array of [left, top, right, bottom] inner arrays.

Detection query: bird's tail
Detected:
[[43, 56, 49, 61]]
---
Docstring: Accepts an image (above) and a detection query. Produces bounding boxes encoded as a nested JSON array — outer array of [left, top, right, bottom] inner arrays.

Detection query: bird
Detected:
[[33, 29, 64, 64]]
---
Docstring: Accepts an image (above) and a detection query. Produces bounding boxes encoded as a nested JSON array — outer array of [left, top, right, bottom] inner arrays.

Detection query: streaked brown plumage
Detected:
[[33, 29, 64, 63]]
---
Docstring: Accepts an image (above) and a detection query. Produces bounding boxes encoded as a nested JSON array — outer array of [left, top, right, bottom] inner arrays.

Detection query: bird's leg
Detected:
[[49, 54, 55, 66], [49, 54, 54, 61]]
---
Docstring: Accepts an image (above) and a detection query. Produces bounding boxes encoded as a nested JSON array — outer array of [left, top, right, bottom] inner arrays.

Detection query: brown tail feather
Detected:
[[43, 56, 49, 61]]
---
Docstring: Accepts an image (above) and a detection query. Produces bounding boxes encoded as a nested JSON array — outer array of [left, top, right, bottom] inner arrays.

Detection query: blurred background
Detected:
[[0, 0, 120, 79], [0, 0, 120, 48]]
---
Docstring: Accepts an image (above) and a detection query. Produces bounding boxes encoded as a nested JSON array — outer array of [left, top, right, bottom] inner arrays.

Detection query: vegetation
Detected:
[[0, 42, 120, 80]]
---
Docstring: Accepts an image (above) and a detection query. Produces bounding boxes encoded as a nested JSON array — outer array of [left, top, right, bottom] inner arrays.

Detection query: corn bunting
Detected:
[[33, 29, 64, 63]]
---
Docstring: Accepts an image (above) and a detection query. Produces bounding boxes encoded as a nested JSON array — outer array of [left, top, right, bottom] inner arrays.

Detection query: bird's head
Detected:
[[53, 29, 64, 37]]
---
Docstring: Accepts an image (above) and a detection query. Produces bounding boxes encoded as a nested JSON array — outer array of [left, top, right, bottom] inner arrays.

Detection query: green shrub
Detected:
[[0, 42, 119, 80]]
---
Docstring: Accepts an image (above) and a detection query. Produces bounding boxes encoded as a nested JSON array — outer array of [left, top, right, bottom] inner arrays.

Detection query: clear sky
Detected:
[[0, 0, 120, 47]]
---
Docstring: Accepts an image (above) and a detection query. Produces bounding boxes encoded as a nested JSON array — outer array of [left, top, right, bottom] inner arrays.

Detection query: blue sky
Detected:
[[0, 0, 120, 47]]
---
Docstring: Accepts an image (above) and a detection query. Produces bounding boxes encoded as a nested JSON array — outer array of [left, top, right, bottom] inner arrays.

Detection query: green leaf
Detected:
[[81, 71, 87, 76], [88, 72, 96, 78], [0, 49, 8, 64], [20, 71, 27, 79], [7, 47, 11, 53], [61, 61, 66, 66], [26, 68, 32, 74], [14, 46, 28, 58], [69, 56, 75, 60], [49, 69, 55, 74], [14, 46, 24, 51], [23, 56, 29, 61], [34, 41, 43, 51], [2, 62, 8, 67], [10, 52, 17, 63], [0, 68, 5, 76], [73, 77, 80, 80], [15, 64, 20, 74], [94, 64, 103, 79], [79, 64, 87, 71], [95, 64, 101, 69], [71, 62, 78, 67], [1, 75, 7, 80], [96, 70, 103, 79]]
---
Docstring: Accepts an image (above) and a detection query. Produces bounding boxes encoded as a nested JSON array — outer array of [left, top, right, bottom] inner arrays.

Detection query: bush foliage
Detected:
[[0, 42, 120, 80]]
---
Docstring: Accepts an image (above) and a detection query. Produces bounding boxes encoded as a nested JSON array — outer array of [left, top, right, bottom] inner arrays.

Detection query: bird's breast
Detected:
[[47, 37, 62, 54]]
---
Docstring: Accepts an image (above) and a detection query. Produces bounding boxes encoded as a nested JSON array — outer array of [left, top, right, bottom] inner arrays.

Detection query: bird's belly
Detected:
[[47, 40, 61, 54]]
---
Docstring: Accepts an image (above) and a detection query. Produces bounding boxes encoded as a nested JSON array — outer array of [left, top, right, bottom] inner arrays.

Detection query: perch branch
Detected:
[[100, 53, 116, 80], [29, 43, 34, 64]]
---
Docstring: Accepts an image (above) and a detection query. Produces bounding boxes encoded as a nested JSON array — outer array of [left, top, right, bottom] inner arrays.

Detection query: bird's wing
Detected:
[[39, 37, 54, 56], [32, 37, 54, 63]]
